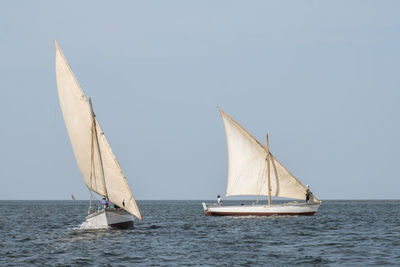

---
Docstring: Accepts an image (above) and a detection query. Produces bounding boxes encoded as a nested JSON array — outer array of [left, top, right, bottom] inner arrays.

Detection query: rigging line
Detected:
[[88, 187, 93, 214], [266, 134, 272, 206], [91, 121, 99, 191], [87, 105, 96, 214], [89, 97, 108, 199], [89, 119, 101, 194], [256, 160, 267, 204], [93, 120, 108, 198], [90, 122, 94, 190]]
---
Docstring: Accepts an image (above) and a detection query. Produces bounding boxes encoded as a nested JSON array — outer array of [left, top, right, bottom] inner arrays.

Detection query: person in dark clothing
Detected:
[[305, 185, 312, 204]]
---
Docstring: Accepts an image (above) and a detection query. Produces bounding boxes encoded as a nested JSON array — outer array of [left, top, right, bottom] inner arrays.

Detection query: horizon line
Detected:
[[0, 199, 399, 201]]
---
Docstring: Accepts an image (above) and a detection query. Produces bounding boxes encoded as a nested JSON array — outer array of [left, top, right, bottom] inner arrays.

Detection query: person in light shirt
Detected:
[[217, 195, 222, 205]]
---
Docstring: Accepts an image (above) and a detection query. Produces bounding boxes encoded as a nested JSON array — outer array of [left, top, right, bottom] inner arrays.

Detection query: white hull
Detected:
[[81, 208, 134, 229], [202, 202, 320, 216]]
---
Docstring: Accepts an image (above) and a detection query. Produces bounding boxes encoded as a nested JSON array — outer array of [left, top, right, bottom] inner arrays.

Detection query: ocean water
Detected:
[[0, 200, 399, 266]]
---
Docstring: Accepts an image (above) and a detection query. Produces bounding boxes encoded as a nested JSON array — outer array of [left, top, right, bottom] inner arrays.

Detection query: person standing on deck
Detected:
[[217, 195, 222, 205], [305, 185, 312, 204]]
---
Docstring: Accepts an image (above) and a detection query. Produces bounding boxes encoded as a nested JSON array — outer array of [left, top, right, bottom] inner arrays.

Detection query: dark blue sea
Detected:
[[1, 200, 399, 266]]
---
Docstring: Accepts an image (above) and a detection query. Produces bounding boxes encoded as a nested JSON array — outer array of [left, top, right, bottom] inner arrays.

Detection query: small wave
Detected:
[[68, 227, 83, 231], [226, 215, 299, 219], [16, 237, 32, 242], [297, 256, 331, 265]]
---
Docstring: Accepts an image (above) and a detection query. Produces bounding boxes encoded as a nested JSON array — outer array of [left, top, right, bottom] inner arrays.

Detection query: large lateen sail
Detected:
[[219, 109, 319, 202], [55, 41, 142, 220]]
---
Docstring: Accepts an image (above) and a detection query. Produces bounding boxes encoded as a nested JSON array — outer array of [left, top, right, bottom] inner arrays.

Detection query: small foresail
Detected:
[[55, 41, 142, 219], [95, 121, 142, 220], [219, 109, 318, 202], [269, 154, 319, 202]]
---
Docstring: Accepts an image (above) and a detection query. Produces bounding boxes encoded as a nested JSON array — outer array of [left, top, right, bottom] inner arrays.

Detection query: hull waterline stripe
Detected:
[[205, 211, 316, 216]]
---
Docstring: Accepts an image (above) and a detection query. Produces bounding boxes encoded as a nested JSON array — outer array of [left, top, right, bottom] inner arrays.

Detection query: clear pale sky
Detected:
[[1, 1, 399, 200]]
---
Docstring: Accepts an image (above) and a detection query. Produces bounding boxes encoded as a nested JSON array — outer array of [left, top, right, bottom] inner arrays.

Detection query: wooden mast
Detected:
[[266, 133, 271, 206]]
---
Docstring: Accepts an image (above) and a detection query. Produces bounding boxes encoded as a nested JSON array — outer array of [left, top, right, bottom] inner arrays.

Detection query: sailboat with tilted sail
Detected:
[[202, 109, 321, 216], [55, 41, 142, 228]]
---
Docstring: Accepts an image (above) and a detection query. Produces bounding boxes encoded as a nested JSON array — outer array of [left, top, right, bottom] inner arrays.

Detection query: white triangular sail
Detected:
[[219, 109, 318, 202], [55, 41, 142, 220]]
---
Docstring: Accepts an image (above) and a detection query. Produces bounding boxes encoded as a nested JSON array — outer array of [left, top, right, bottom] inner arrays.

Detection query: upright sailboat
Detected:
[[55, 41, 142, 228], [202, 109, 321, 216]]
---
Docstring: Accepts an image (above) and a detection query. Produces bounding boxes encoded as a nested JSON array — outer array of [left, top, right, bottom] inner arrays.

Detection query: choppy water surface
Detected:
[[1, 200, 399, 266]]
